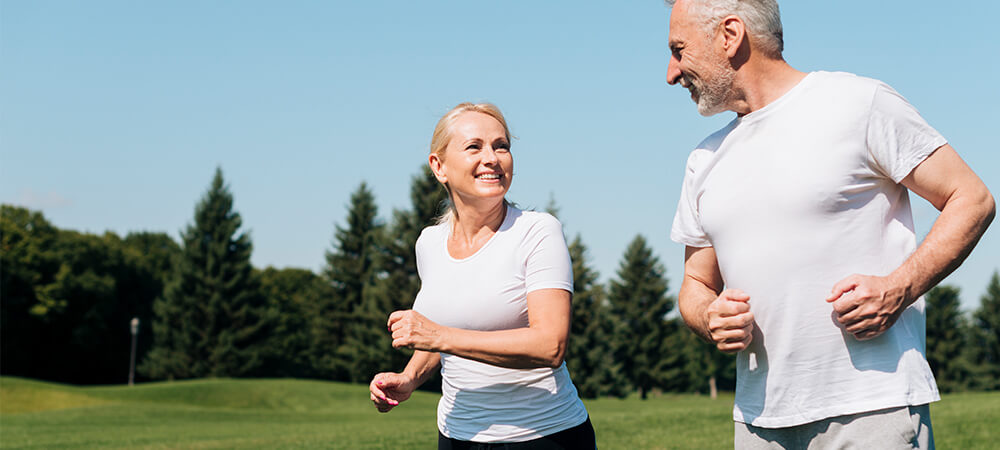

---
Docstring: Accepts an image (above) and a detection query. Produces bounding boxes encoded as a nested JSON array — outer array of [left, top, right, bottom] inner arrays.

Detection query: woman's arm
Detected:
[[388, 288, 571, 369], [369, 350, 440, 413]]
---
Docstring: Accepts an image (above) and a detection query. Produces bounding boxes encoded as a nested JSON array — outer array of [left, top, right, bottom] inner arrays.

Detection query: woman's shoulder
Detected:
[[416, 221, 449, 248], [508, 207, 564, 236], [514, 207, 560, 224]]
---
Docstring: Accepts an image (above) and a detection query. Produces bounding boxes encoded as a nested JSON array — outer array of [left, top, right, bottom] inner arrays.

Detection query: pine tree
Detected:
[[925, 285, 971, 392], [607, 235, 675, 399], [140, 167, 270, 380], [969, 271, 1000, 390], [370, 166, 449, 375], [257, 267, 326, 378], [313, 182, 385, 382], [565, 234, 629, 398]]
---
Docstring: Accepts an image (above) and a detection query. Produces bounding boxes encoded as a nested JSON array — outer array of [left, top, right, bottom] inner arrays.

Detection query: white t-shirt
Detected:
[[413, 205, 589, 443], [671, 71, 944, 428]]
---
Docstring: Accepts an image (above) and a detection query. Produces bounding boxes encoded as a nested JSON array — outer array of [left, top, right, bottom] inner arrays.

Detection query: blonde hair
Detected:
[[429, 102, 512, 224]]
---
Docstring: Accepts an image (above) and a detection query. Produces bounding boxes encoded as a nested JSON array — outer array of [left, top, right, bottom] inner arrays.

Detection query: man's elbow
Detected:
[[983, 192, 996, 228], [972, 183, 996, 229]]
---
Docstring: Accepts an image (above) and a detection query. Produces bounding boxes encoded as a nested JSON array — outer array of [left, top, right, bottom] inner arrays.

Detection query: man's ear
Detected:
[[719, 15, 746, 58]]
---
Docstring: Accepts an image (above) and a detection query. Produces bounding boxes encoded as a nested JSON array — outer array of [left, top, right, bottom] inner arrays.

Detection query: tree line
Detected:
[[3, 167, 999, 396]]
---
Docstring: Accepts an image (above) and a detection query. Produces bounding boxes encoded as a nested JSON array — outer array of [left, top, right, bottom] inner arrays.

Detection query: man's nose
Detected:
[[666, 56, 682, 85]]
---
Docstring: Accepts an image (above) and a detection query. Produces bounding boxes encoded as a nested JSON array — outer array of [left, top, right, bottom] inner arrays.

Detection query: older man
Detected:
[[665, 0, 995, 448]]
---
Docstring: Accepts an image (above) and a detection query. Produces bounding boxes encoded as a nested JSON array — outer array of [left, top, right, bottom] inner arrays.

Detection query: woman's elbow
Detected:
[[541, 339, 567, 369]]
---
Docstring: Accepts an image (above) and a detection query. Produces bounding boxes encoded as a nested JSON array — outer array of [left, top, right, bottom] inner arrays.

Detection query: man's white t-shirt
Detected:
[[671, 71, 944, 428], [413, 205, 589, 443]]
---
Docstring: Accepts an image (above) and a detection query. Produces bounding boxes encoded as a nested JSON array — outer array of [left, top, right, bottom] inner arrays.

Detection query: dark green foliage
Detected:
[[565, 235, 629, 398], [119, 231, 183, 376], [1, 206, 61, 380], [314, 182, 386, 383], [658, 318, 735, 395], [368, 166, 449, 384], [925, 285, 972, 392], [256, 267, 330, 378], [1, 206, 179, 384], [606, 235, 675, 399], [140, 168, 270, 380], [968, 271, 1000, 390]]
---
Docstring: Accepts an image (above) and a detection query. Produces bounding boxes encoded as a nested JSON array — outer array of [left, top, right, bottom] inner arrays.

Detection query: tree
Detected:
[[1, 205, 62, 379], [369, 166, 449, 377], [257, 267, 327, 378], [313, 182, 385, 382], [925, 285, 971, 392], [564, 234, 629, 398], [606, 235, 675, 399], [968, 271, 1000, 390], [140, 167, 270, 380], [118, 231, 181, 380], [2, 206, 179, 384]]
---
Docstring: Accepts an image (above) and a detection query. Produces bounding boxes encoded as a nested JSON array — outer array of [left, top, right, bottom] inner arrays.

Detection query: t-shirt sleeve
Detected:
[[411, 227, 431, 313], [671, 150, 712, 247], [524, 215, 573, 294], [866, 82, 947, 183]]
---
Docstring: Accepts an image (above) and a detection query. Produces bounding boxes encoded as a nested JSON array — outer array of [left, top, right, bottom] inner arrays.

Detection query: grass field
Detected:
[[2, 376, 998, 449]]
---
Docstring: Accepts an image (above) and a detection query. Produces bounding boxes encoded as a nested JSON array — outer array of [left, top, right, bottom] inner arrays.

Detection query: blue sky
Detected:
[[3, 1, 998, 310]]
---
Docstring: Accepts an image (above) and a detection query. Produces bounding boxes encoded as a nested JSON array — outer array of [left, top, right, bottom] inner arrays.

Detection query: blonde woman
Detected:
[[369, 103, 595, 449]]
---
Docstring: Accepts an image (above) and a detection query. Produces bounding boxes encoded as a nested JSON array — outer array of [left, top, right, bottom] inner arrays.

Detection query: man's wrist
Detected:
[[885, 271, 917, 308]]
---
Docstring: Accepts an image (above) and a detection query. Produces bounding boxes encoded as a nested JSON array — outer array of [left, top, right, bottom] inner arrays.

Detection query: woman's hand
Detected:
[[388, 310, 448, 352], [369, 372, 416, 413]]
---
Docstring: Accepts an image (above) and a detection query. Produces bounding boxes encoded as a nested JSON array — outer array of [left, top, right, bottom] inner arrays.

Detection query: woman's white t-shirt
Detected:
[[413, 205, 589, 443]]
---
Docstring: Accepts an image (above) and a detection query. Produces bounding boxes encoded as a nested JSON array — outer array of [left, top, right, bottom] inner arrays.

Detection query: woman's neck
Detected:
[[450, 199, 506, 247]]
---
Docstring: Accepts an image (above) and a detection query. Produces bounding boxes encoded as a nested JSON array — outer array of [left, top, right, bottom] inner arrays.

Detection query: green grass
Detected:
[[1, 377, 997, 449]]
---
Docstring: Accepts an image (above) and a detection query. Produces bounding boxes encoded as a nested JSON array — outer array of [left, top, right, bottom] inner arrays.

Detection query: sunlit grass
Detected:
[[1, 376, 996, 449]]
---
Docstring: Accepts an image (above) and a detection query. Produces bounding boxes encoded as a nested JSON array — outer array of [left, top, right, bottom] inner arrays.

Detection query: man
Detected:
[[665, 0, 995, 448]]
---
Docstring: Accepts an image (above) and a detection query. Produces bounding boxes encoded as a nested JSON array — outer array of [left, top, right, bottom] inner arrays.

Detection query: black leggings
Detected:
[[438, 417, 596, 450]]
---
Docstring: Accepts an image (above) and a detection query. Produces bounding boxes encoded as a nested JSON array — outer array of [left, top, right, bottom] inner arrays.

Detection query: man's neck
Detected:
[[729, 58, 807, 116]]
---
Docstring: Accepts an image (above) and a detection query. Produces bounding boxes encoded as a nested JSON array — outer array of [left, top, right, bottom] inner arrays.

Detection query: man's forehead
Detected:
[[667, 5, 693, 46]]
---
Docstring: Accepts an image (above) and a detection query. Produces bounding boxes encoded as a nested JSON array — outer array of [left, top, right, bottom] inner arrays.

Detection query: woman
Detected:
[[369, 102, 595, 449]]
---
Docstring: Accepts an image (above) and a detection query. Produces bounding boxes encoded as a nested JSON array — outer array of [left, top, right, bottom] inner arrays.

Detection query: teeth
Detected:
[[477, 174, 500, 179]]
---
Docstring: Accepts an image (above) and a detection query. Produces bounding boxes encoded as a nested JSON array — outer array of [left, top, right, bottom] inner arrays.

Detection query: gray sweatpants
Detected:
[[734, 404, 933, 449]]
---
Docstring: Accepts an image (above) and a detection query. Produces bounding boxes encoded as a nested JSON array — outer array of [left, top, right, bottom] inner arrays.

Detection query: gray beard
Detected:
[[692, 63, 736, 117]]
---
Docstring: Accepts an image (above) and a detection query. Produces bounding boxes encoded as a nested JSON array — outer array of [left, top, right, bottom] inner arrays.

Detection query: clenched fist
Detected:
[[388, 310, 447, 352], [706, 289, 755, 353]]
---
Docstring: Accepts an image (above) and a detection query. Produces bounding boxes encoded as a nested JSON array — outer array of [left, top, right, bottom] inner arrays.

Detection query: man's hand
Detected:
[[388, 310, 447, 351], [706, 289, 754, 353], [826, 274, 909, 340]]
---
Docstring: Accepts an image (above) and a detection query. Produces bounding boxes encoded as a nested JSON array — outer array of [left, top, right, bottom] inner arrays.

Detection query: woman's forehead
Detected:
[[450, 112, 506, 139]]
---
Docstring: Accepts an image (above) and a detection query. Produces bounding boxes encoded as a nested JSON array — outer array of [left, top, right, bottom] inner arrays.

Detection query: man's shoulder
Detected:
[[683, 118, 739, 171], [810, 70, 889, 94]]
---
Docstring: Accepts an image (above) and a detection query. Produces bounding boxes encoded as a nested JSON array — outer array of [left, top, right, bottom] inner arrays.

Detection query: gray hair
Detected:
[[666, 0, 784, 58]]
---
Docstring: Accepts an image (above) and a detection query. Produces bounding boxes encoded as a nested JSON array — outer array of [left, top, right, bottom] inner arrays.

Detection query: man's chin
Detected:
[[697, 104, 726, 117]]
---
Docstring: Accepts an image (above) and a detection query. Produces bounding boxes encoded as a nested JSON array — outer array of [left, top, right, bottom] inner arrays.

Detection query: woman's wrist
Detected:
[[434, 326, 453, 354]]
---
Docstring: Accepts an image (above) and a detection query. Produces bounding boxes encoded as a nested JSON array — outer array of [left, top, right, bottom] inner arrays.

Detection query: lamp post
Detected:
[[129, 317, 139, 387]]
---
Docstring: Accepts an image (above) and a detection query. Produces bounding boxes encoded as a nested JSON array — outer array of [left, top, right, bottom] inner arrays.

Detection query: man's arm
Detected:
[[827, 144, 995, 339], [679, 245, 755, 353]]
